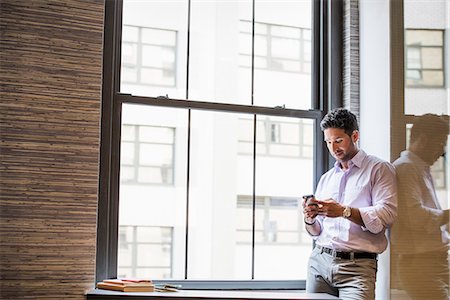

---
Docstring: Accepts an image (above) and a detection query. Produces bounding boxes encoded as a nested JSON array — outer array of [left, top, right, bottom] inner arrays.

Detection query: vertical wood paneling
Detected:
[[343, 0, 360, 118], [0, 0, 104, 299]]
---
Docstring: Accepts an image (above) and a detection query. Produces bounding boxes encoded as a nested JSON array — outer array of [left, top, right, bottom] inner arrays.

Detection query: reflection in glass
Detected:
[[391, 116, 449, 300]]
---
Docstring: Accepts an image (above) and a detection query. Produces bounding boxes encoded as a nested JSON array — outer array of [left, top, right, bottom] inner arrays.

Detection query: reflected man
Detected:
[[392, 114, 450, 299]]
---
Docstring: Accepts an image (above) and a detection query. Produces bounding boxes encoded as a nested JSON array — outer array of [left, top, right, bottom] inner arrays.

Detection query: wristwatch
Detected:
[[342, 206, 352, 218]]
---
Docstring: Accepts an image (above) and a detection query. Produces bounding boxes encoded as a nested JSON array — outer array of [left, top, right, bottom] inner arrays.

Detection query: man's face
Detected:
[[425, 135, 447, 165], [324, 128, 359, 164]]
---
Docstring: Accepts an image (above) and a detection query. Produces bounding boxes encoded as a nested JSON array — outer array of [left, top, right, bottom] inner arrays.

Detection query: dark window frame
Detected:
[[96, 0, 343, 290]]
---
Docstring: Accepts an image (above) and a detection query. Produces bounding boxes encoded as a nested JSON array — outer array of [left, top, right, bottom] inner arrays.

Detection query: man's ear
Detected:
[[352, 130, 359, 143]]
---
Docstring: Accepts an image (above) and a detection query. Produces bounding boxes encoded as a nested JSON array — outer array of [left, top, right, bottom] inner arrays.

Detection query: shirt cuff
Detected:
[[359, 207, 384, 234]]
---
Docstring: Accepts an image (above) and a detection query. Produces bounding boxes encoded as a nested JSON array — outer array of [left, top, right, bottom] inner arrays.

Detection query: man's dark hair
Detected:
[[410, 114, 449, 143], [320, 108, 359, 136]]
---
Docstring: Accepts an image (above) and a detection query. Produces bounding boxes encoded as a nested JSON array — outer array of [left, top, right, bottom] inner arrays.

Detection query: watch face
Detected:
[[343, 206, 351, 218]]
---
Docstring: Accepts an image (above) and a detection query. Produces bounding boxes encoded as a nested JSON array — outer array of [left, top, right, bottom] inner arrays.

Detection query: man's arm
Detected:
[[358, 162, 398, 233]]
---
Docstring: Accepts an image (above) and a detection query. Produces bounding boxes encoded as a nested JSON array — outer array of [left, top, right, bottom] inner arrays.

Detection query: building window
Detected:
[[238, 117, 313, 158], [405, 29, 445, 87], [118, 226, 173, 279], [236, 196, 311, 245], [239, 20, 311, 73], [120, 124, 175, 185], [121, 25, 177, 86]]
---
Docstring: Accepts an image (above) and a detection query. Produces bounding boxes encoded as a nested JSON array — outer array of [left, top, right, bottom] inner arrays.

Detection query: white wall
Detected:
[[359, 0, 391, 299]]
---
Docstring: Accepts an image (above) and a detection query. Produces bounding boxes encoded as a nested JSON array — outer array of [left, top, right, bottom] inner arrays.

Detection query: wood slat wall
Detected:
[[0, 0, 104, 298]]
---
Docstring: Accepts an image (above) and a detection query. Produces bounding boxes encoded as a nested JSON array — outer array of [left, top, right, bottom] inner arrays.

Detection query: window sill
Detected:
[[86, 289, 340, 300]]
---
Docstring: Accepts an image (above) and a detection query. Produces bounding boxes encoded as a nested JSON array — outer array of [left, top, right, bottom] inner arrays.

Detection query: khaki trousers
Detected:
[[306, 246, 378, 300]]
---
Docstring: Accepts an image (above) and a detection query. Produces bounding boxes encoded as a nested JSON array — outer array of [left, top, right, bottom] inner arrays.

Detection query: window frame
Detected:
[[96, 0, 343, 289]]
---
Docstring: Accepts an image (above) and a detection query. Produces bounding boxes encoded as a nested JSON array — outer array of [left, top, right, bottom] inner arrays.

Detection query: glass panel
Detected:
[[271, 37, 300, 60], [421, 47, 443, 69], [404, 28, 446, 111], [118, 104, 188, 279], [390, 117, 450, 300], [254, 115, 314, 279], [189, 0, 252, 104], [253, 0, 312, 109], [121, 0, 188, 98], [188, 110, 253, 279], [120, 142, 135, 165], [406, 29, 443, 46], [140, 127, 174, 143], [139, 144, 173, 165]]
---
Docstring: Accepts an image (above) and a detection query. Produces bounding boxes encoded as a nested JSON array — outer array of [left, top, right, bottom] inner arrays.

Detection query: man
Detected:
[[391, 114, 449, 299], [302, 108, 397, 300]]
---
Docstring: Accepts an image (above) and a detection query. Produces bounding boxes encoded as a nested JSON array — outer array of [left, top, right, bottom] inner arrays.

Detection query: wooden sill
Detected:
[[86, 289, 340, 300]]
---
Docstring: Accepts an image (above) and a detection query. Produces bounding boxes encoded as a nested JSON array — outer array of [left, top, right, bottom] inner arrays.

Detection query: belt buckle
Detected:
[[349, 252, 355, 260]]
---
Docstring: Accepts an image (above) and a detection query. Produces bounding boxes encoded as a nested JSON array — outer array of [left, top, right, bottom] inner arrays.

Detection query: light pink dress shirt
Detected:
[[313, 150, 397, 254]]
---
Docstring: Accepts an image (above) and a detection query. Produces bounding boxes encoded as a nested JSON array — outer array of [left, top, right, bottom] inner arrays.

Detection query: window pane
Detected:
[[142, 28, 176, 46], [421, 47, 443, 69], [120, 142, 135, 165], [139, 144, 173, 165], [189, 0, 253, 105], [123, 25, 139, 42], [404, 29, 446, 115], [253, 0, 313, 109], [271, 38, 300, 60], [254, 116, 314, 279], [139, 126, 174, 143], [142, 45, 175, 69], [121, 0, 188, 98], [188, 110, 253, 279], [391, 121, 449, 300], [406, 29, 443, 46], [118, 104, 188, 279]]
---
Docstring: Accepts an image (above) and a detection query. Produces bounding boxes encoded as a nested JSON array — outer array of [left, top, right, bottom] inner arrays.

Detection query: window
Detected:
[[405, 29, 445, 87], [121, 25, 177, 87], [120, 124, 175, 185], [236, 196, 312, 245], [238, 117, 313, 158], [239, 21, 311, 73], [98, 0, 341, 289], [118, 226, 173, 279]]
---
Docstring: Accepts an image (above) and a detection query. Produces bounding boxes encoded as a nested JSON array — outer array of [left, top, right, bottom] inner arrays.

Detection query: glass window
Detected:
[[118, 226, 173, 279], [100, 0, 332, 289], [120, 122, 175, 185], [121, 25, 177, 88], [405, 29, 445, 87], [238, 117, 313, 158]]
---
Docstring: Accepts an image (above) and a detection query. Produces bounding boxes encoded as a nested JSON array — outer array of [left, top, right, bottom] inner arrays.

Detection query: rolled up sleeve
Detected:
[[359, 162, 398, 234]]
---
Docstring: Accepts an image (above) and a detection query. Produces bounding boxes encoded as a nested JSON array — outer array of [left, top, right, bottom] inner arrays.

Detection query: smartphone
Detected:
[[302, 194, 318, 207]]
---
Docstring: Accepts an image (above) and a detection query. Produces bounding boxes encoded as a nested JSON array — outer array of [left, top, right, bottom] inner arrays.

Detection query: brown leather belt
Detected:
[[317, 245, 377, 260]]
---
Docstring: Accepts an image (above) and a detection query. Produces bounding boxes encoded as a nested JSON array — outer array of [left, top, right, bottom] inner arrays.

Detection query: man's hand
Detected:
[[314, 199, 365, 226], [302, 195, 320, 220], [314, 198, 344, 218]]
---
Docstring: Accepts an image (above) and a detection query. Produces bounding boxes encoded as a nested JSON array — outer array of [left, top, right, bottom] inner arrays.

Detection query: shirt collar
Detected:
[[334, 149, 366, 171]]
